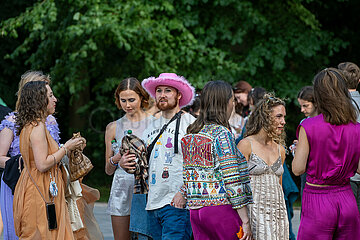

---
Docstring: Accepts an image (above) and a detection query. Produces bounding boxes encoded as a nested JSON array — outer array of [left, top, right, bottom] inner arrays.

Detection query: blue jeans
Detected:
[[130, 194, 154, 238], [147, 204, 192, 240]]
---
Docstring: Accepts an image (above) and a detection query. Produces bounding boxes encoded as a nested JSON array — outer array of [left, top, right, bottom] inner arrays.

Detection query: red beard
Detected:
[[156, 98, 178, 111]]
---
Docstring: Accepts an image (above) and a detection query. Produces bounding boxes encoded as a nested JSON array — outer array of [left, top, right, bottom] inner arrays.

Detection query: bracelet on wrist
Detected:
[[60, 144, 68, 156], [110, 157, 118, 167]]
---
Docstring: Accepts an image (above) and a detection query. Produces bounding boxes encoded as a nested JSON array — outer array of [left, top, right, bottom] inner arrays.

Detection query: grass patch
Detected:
[[293, 198, 301, 208], [90, 185, 111, 202]]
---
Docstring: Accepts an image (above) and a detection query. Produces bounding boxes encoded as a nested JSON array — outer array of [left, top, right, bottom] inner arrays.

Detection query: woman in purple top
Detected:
[[0, 71, 60, 240], [292, 68, 360, 239]]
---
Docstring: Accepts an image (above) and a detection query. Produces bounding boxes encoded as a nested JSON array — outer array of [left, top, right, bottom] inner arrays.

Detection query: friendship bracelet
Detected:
[[110, 157, 118, 167]]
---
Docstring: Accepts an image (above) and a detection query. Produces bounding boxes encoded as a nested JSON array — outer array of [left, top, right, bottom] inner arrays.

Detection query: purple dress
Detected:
[[296, 114, 360, 239], [0, 112, 60, 240]]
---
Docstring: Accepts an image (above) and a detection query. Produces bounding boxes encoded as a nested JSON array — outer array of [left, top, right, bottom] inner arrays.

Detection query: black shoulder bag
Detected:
[[3, 154, 23, 194]]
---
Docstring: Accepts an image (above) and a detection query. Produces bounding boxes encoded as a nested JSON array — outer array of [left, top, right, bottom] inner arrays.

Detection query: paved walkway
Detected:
[[93, 202, 301, 240], [0, 203, 300, 239], [94, 202, 114, 240]]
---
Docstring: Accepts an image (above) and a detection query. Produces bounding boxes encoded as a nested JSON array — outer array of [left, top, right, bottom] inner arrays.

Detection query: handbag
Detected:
[[68, 132, 93, 181], [120, 133, 148, 194], [3, 154, 23, 194]]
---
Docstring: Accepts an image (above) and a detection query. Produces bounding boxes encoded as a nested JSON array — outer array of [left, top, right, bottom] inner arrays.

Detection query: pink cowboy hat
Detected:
[[142, 73, 195, 108]]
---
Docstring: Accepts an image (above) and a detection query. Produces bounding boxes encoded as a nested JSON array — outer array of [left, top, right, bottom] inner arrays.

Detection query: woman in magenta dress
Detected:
[[292, 68, 360, 239]]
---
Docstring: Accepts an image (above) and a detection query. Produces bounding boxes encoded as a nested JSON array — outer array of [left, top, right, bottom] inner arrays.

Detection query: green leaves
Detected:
[[0, 0, 347, 113], [73, 12, 80, 21], [0, 0, 352, 186]]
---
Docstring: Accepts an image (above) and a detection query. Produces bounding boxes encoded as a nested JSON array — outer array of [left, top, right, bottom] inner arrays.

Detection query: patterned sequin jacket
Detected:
[[180, 124, 253, 209]]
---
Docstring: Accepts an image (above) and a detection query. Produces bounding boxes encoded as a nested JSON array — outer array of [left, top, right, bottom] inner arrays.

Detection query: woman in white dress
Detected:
[[105, 77, 153, 240], [237, 93, 289, 240]]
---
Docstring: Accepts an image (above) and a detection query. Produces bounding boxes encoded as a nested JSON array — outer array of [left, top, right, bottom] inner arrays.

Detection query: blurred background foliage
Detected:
[[0, 0, 359, 191]]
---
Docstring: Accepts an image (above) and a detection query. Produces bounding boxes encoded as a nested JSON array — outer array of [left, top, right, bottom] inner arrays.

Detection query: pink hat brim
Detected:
[[142, 73, 195, 108]]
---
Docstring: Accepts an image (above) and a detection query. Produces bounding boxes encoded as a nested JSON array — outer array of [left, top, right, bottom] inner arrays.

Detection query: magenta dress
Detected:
[[0, 112, 60, 240], [297, 114, 360, 239]]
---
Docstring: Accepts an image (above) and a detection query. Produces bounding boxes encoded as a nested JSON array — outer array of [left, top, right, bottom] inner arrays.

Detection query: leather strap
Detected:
[[147, 111, 182, 160], [174, 114, 181, 154], [23, 156, 52, 203]]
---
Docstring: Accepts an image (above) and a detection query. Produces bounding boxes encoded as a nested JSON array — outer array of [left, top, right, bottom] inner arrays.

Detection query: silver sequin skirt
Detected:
[[107, 167, 135, 216]]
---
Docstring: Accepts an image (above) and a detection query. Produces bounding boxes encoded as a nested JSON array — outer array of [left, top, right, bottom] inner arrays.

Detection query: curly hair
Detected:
[[15, 71, 51, 111], [16, 81, 49, 135], [245, 93, 286, 145], [338, 62, 360, 89]]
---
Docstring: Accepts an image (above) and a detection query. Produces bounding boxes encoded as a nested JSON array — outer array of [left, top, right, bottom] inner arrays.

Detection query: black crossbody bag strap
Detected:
[[147, 111, 182, 159], [174, 114, 181, 154]]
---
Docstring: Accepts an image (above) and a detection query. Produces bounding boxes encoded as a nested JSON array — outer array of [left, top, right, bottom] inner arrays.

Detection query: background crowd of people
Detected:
[[0, 62, 359, 240]]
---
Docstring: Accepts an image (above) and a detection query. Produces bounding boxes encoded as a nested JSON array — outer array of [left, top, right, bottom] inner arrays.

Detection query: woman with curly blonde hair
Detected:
[[237, 93, 289, 240]]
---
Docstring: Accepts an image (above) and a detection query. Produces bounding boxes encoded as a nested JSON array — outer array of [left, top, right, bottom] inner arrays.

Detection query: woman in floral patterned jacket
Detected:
[[181, 81, 253, 240]]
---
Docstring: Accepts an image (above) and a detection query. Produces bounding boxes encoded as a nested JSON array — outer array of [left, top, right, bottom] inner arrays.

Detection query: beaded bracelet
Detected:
[[110, 157, 118, 167]]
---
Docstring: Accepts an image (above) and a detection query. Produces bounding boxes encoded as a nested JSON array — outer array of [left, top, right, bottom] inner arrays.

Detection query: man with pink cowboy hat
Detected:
[[123, 73, 195, 239]]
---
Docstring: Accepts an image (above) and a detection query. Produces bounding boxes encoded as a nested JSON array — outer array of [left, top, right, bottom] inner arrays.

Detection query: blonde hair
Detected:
[[16, 71, 51, 111]]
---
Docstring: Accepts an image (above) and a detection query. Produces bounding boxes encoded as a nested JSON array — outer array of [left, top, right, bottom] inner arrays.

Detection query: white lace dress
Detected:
[[247, 146, 289, 240]]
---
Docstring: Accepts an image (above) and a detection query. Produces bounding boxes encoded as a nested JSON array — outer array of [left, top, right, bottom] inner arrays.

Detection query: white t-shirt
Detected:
[[142, 113, 195, 210]]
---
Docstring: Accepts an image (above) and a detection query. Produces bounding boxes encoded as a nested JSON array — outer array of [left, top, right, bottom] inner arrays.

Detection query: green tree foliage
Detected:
[[0, 0, 350, 186]]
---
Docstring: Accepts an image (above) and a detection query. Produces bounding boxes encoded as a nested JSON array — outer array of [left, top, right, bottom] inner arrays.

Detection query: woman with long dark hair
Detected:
[[13, 81, 83, 239], [237, 93, 289, 240], [292, 68, 360, 239], [0, 71, 61, 239], [181, 81, 253, 240]]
